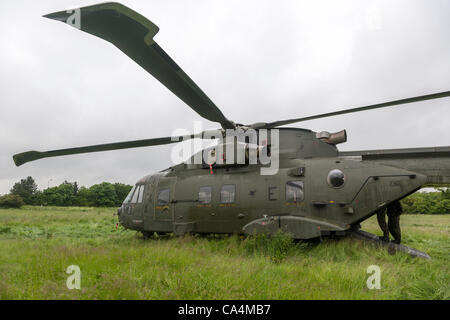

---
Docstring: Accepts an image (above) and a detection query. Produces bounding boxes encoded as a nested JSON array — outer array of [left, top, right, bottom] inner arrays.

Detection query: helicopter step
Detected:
[[348, 228, 431, 260]]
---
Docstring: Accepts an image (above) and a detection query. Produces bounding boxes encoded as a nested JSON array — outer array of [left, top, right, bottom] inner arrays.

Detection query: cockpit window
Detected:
[[123, 185, 137, 204], [157, 188, 170, 205], [286, 181, 304, 202], [131, 186, 141, 203], [137, 185, 145, 203]]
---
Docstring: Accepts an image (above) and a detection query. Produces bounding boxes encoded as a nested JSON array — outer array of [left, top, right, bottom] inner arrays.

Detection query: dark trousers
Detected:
[[376, 201, 402, 244]]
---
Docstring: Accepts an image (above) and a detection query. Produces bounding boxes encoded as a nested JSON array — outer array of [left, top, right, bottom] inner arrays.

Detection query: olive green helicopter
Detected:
[[14, 3, 450, 258]]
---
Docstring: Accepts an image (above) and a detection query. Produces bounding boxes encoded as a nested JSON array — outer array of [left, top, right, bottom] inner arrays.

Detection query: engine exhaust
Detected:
[[316, 130, 347, 145]]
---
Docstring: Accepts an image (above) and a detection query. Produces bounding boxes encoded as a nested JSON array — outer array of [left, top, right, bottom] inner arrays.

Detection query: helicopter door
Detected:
[[154, 176, 176, 230]]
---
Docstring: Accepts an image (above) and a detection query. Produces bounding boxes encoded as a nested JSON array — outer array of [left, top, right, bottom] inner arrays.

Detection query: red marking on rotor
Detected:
[[209, 164, 213, 175]]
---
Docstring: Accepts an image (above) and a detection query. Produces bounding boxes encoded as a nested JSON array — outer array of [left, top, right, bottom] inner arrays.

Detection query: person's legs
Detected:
[[387, 201, 402, 244], [376, 208, 389, 241]]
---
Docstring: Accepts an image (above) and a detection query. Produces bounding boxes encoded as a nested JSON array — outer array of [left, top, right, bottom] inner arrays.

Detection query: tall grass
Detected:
[[0, 206, 448, 299]]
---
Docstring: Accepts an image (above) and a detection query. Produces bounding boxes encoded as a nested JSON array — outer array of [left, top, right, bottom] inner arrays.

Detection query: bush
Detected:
[[401, 190, 450, 214], [0, 194, 25, 208]]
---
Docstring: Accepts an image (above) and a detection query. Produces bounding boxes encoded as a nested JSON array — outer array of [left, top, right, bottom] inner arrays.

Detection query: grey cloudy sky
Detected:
[[0, 0, 449, 194]]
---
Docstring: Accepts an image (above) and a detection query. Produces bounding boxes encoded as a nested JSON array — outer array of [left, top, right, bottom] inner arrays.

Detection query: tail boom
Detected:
[[340, 146, 450, 185]]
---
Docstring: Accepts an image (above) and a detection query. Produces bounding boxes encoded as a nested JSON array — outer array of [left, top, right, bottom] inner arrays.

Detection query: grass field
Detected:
[[0, 206, 448, 300]]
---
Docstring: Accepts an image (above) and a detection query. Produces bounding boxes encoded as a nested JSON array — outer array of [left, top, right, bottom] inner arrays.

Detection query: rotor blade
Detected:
[[43, 2, 235, 129], [13, 131, 222, 167], [252, 91, 450, 129]]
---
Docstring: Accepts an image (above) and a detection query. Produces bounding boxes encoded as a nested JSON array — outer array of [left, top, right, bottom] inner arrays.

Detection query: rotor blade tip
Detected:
[[43, 11, 72, 22], [13, 155, 24, 167], [13, 151, 40, 167]]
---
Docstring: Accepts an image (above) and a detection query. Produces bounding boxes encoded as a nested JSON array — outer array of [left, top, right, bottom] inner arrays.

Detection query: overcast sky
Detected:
[[0, 0, 449, 194]]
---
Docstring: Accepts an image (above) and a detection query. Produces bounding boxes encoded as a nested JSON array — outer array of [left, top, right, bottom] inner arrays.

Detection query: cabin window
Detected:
[[137, 185, 145, 203], [199, 186, 212, 204], [131, 185, 141, 203], [157, 188, 170, 205], [221, 184, 236, 203], [123, 185, 137, 204], [286, 181, 304, 202]]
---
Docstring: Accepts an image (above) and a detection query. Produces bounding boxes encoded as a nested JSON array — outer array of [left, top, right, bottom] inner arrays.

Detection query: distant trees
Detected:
[[36, 181, 79, 206], [88, 182, 118, 207], [4, 177, 132, 208], [10, 176, 38, 205], [36, 181, 132, 207], [73, 183, 132, 207], [401, 189, 450, 214]]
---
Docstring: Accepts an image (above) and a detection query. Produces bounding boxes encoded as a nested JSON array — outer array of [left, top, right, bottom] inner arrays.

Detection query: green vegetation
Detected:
[[401, 189, 450, 215], [36, 182, 132, 207], [0, 194, 25, 209], [9, 177, 37, 205], [0, 206, 448, 299], [5, 176, 132, 208]]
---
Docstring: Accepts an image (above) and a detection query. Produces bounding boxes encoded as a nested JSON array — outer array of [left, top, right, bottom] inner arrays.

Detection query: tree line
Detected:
[[0, 176, 132, 208], [401, 188, 450, 214]]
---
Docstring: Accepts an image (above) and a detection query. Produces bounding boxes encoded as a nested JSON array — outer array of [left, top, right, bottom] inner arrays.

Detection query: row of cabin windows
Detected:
[[196, 181, 303, 205], [196, 182, 304, 204], [125, 181, 304, 205], [156, 185, 237, 206]]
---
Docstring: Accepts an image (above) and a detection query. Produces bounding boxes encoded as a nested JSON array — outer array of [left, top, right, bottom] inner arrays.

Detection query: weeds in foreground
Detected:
[[0, 207, 448, 299]]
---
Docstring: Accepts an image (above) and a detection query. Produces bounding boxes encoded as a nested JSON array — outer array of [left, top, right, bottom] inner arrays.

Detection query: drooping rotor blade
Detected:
[[43, 2, 235, 129], [13, 131, 223, 167], [250, 91, 450, 129]]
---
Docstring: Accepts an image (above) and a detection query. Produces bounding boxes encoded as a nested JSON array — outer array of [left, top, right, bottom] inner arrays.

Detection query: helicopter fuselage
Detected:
[[118, 128, 427, 239]]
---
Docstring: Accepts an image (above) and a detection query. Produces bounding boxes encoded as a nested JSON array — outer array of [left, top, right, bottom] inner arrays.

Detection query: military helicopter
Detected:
[[14, 3, 450, 258]]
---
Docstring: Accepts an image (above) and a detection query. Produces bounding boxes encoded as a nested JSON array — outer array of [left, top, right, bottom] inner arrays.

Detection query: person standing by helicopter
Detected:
[[376, 200, 403, 244]]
